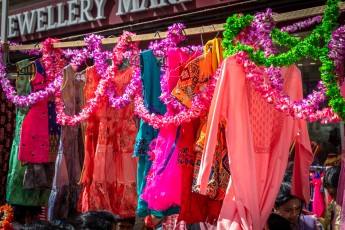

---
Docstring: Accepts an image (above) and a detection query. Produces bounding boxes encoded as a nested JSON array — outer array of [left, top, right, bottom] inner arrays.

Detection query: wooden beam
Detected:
[[272, 1, 345, 22], [9, 23, 225, 51]]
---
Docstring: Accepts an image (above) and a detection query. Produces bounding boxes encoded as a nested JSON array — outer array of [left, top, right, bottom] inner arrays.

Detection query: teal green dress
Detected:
[[6, 59, 50, 206], [133, 50, 179, 218]]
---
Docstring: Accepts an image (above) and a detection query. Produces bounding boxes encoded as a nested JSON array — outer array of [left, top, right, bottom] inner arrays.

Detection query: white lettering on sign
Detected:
[[8, 0, 108, 38], [116, 0, 192, 15]]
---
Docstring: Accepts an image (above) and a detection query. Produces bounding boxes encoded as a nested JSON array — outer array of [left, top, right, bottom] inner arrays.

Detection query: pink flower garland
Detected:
[[328, 25, 345, 83], [54, 31, 137, 126], [64, 34, 112, 71], [64, 33, 141, 109], [0, 38, 64, 107], [8, 41, 41, 56], [280, 16, 323, 33], [134, 63, 220, 129], [149, 23, 203, 111], [105, 36, 141, 108]]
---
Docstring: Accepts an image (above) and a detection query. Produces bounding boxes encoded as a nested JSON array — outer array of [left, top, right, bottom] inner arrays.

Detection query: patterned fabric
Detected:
[[78, 66, 138, 217], [48, 66, 85, 221], [193, 120, 229, 200], [320, 200, 341, 230], [6, 59, 50, 206], [176, 39, 225, 224], [171, 53, 211, 108], [162, 214, 187, 230], [48, 100, 61, 161], [0, 83, 15, 204]]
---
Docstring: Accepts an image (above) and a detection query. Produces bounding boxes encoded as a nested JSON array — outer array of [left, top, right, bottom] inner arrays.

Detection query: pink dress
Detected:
[[312, 175, 325, 218], [141, 48, 199, 211], [19, 59, 50, 163], [196, 56, 313, 230]]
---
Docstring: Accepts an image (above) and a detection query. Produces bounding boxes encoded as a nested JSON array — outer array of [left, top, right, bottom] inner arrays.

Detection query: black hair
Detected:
[[52, 220, 76, 230], [21, 220, 54, 230], [267, 213, 292, 230], [275, 182, 300, 207], [74, 210, 116, 230], [283, 172, 293, 183], [323, 166, 341, 188]]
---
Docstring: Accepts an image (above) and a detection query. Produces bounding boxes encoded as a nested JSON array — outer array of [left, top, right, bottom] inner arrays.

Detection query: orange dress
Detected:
[[78, 66, 138, 217]]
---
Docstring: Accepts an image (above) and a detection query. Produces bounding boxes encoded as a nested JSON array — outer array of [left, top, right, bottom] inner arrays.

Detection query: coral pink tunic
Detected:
[[196, 56, 313, 230]]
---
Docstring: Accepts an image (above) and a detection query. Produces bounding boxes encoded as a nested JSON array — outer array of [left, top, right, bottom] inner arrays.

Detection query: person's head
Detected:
[[323, 166, 341, 199], [266, 213, 292, 230], [75, 210, 116, 230], [114, 217, 135, 230], [21, 220, 54, 230], [274, 182, 302, 225]]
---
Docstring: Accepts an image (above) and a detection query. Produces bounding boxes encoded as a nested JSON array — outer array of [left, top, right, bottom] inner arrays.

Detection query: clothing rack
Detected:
[[4, 2, 345, 52], [310, 165, 328, 172]]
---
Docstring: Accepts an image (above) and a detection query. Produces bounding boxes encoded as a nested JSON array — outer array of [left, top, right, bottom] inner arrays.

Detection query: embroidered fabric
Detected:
[[245, 67, 294, 153], [193, 119, 230, 200]]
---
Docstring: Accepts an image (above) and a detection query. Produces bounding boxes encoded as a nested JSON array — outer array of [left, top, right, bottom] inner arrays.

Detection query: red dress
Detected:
[[78, 66, 138, 217]]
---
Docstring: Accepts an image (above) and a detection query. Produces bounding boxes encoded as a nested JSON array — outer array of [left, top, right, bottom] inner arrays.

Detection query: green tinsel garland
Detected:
[[222, 0, 345, 120]]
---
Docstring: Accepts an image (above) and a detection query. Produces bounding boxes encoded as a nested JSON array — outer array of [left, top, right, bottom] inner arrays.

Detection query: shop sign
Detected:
[[8, 0, 107, 38]]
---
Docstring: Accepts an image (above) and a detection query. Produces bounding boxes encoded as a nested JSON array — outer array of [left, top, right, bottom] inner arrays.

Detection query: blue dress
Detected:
[[133, 50, 179, 217]]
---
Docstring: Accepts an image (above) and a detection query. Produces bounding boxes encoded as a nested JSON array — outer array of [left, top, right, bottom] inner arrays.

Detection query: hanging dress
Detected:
[[48, 66, 85, 220], [133, 50, 182, 218], [196, 56, 313, 230], [79, 66, 138, 217], [141, 48, 200, 211], [171, 38, 226, 224], [19, 59, 60, 190], [6, 59, 50, 206], [18, 60, 49, 163]]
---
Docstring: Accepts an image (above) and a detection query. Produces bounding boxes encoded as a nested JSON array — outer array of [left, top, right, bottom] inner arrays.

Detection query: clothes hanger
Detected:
[[128, 53, 143, 67], [200, 26, 205, 48], [74, 68, 87, 82], [157, 55, 168, 68], [210, 24, 221, 39]]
